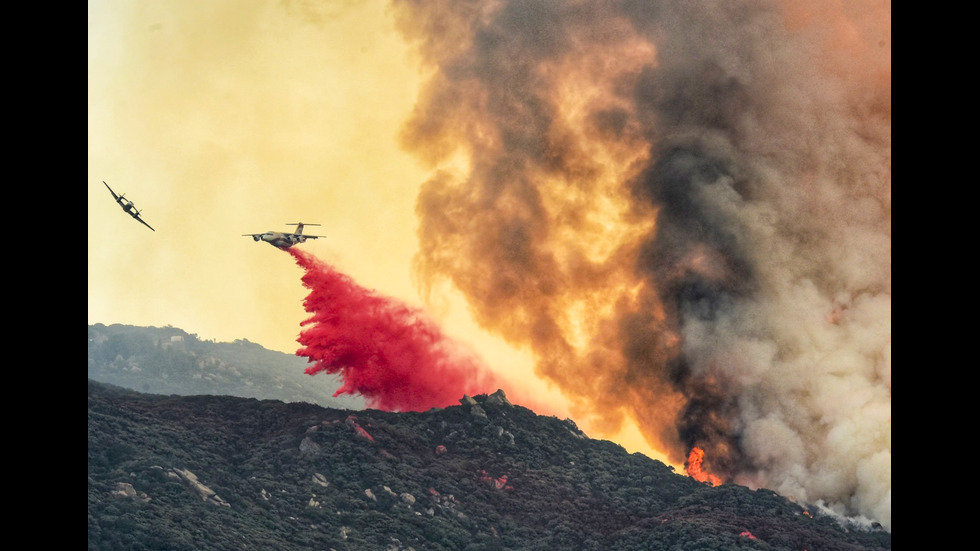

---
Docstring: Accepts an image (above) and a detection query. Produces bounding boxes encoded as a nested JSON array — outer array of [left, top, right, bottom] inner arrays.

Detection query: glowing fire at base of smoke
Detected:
[[685, 446, 722, 486]]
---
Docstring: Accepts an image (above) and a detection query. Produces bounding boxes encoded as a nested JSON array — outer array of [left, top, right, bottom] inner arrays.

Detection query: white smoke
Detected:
[[392, 0, 890, 531], [651, 0, 890, 529]]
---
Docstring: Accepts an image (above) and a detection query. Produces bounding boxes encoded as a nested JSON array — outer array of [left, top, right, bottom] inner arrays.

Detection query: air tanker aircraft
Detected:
[[103, 181, 155, 231], [243, 223, 324, 249]]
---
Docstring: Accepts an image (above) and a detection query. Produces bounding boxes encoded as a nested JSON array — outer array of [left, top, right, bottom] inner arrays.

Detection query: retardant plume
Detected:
[[290, 247, 537, 412], [392, 0, 890, 530]]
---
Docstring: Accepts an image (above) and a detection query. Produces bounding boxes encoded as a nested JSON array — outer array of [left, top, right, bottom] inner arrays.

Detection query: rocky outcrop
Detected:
[[168, 468, 230, 507], [491, 425, 516, 445], [461, 390, 513, 419], [312, 472, 329, 487], [485, 389, 512, 407], [112, 482, 150, 502], [300, 436, 320, 454]]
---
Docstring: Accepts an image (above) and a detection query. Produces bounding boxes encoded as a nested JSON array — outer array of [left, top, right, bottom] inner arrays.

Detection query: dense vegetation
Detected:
[[88, 380, 890, 551]]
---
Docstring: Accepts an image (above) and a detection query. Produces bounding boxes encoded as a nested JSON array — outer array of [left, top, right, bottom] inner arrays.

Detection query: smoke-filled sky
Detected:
[[88, 0, 890, 531]]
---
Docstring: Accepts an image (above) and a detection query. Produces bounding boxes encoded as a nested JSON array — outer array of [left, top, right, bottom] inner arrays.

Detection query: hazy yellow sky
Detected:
[[88, 0, 673, 466]]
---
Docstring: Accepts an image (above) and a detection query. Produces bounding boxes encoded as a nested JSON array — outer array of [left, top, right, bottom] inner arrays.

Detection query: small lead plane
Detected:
[[243, 223, 324, 249], [103, 181, 155, 231]]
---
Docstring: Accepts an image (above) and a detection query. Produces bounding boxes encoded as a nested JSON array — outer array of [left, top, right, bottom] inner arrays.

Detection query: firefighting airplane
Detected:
[[103, 181, 155, 231], [243, 223, 324, 249]]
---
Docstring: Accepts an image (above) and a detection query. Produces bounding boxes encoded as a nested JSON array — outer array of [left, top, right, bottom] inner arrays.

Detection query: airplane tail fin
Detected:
[[287, 222, 321, 235]]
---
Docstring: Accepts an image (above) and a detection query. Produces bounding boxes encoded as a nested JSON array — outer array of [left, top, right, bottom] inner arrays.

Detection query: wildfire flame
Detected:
[[685, 447, 722, 486]]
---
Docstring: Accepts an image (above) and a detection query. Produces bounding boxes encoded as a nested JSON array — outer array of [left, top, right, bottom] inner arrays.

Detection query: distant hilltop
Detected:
[[87, 323, 365, 410]]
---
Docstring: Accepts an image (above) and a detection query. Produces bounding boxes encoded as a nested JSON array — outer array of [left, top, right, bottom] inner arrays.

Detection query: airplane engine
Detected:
[[253, 235, 260, 241]]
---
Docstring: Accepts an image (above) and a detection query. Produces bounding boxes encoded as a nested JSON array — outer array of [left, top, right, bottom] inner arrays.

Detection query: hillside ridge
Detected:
[[88, 379, 890, 550]]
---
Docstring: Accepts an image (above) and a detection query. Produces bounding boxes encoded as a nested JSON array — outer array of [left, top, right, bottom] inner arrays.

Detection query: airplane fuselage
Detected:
[[245, 223, 321, 248], [119, 200, 136, 215], [253, 232, 307, 249]]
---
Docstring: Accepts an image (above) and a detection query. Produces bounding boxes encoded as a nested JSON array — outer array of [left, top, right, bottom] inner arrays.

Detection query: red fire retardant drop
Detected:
[[289, 248, 506, 411]]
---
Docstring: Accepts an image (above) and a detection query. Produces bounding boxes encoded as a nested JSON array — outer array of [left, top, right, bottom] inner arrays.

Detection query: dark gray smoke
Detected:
[[392, 0, 890, 530]]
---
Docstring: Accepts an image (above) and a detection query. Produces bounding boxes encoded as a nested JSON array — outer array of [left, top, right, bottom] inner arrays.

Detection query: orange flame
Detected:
[[685, 447, 722, 486]]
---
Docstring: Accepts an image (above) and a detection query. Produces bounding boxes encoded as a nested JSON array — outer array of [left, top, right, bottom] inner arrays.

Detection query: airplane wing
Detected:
[[132, 214, 155, 231], [290, 233, 325, 239], [103, 181, 121, 201]]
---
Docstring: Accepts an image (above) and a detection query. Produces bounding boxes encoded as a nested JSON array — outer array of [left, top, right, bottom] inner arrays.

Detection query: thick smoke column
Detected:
[[290, 248, 517, 411], [392, 0, 890, 530]]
